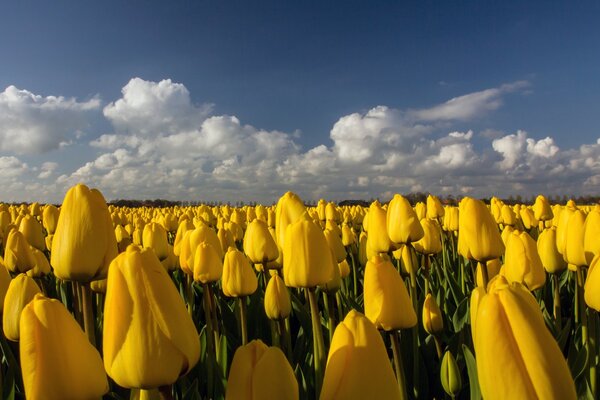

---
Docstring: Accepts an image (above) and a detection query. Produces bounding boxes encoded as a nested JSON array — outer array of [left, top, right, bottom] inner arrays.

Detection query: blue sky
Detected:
[[0, 1, 599, 202]]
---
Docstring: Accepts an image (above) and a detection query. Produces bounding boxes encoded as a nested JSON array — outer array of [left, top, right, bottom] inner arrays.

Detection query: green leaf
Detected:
[[452, 297, 469, 333], [462, 344, 482, 400]]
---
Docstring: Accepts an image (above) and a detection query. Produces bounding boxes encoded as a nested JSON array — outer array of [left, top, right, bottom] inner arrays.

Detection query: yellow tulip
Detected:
[[563, 209, 586, 267], [222, 247, 258, 297], [4, 230, 36, 273], [324, 228, 347, 263], [537, 227, 567, 274], [422, 293, 443, 335], [500, 204, 517, 226], [179, 224, 223, 276], [338, 259, 350, 279], [20, 294, 108, 399], [503, 231, 546, 290], [584, 207, 600, 264], [440, 351, 461, 397], [3, 274, 41, 341], [192, 242, 223, 284], [413, 219, 442, 255], [42, 204, 60, 235], [320, 310, 401, 400], [366, 200, 392, 253], [243, 219, 279, 264], [519, 207, 537, 230], [457, 197, 504, 262], [51, 184, 118, 282], [387, 194, 424, 244], [555, 205, 575, 256], [426, 195, 445, 220], [584, 255, 600, 311], [173, 219, 194, 256], [341, 223, 356, 246], [283, 215, 336, 288], [142, 222, 170, 261], [414, 202, 427, 220], [275, 191, 306, 249], [443, 206, 459, 232], [474, 280, 576, 400], [533, 195, 553, 221], [19, 214, 46, 251], [364, 255, 416, 330], [476, 258, 501, 288], [264, 274, 291, 320], [0, 258, 11, 314], [226, 340, 298, 400], [103, 245, 200, 388], [27, 246, 51, 278]]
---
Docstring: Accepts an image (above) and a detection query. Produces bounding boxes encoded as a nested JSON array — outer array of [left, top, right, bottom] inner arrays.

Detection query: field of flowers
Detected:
[[0, 184, 599, 399]]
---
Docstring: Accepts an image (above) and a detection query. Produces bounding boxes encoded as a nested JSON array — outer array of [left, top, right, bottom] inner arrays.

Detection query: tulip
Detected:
[[222, 247, 258, 297], [173, 219, 194, 256], [142, 222, 170, 261], [103, 245, 200, 389], [422, 293, 443, 335], [19, 214, 46, 251], [275, 191, 306, 249], [476, 258, 501, 288], [3, 274, 42, 341], [51, 184, 118, 282], [426, 195, 445, 220], [320, 310, 401, 400], [500, 205, 517, 226], [519, 207, 536, 230], [341, 223, 356, 246], [413, 219, 442, 255], [458, 197, 504, 262], [27, 246, 51, 278], [0, 259, 11, 314], [283, 215, 336, 288], [563, 209, 587, 267], [4, 229, 36, 273], [179, 224, 223, 276], [20, 294, 108, 399], [443, 206, 459, 232], [264, 274, 291, 320], [584, 207, 600, 264], [474, 280, 576, 400], [414, 202, 426, 220], [364, 255, 416, 330], [218, 227, 236, 255], [193, 242, 223, 284], [226, 340, 298, 400], [42, 204, 60, 235], [324, 228, 347, 263], [537, 227, 567, 274], [555, 205, 575, 256], [387, 194, 424, 244], [584, 254, 600, 311], [503, 231, 546, 290], [243, 219, 279, 264], [533, 195, 553, 221], [366, 201, 392, 253], [0, 210, 11, 238], [338, 259, 350, 279], [440, 351, 462, 398]]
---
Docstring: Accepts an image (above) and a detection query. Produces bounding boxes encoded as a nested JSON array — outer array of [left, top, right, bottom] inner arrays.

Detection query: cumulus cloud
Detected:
[[0, 85, 100, 154]]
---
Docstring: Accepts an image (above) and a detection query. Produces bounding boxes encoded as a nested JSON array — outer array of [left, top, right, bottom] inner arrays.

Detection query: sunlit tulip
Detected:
[[283, 215, 336, 288], [422, 293, 443, 335], [142, 222, 170, 261], [519, 207, 536, 230], [3, 274, 41, 341], [555, 205, 575, 256], [275, 191, 306, 249], [4, 230, 36, 273], [179, 224, 223, 275], [243, 219, 279, 264], [426, 194, 445, 220], [414, 202, 427, 220], [500, 205, 517, 226], [366, 201, 392, 253], [222, 247, 258, 297], [264, 274, 291, 320], [0, 259, 11, 314], [364, 255, 416, 330], [443, 206, 459, 232], [174, 219, 194, 256], [413, 219, 442, 255], [584, 255, 600, 311], [19, 214, 46, 251], [226, 340, 298, 400], [320, 310, 401, 400], [338, 259, 350, 279], [324, 228, 346, 263], [387, 194, 424, 244], [537, 227, 567, 274], [20, 294, 108, 399], [584, 207, 600, 264], [192, 242, 223, 284], [503, 231, 546, 290], [458, 197, 504, 262], [103, 246, 200, 388], [51, 184, 118, 282], [341, 223, 356, 246], [218, 227, 236, 255], [474, 280, 576, 400], [563, 209, 586, 267], [533, 195, 553, 221]]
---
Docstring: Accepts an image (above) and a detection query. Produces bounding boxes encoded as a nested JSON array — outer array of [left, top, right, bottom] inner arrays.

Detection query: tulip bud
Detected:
[[4, 230, 36, 273], [413, 219, 442, 255], [51, 184, 118, 282], [226, 339, 298, 400], [364, 255, 416, 330], [474, 280, 576, 400], [519, 207, 537, 230], [103, 246, 200, 388], [414, 202, 427, 220], [43, 205, 60, 235], [283, 215, 336, 288], [324, 228, 347, 263], [264, 274, 291, 320], [341, 223, 356, 246], [387, 194, 424, 244], [321, 310, 401, 400], [500, 205, 517, 226], [173, 219, 194, 256], [243, 219, 279, 264], [537, 227, 567, 274], [193, 242, 223, 284], [222, 247, 258, 297], [3, 274, 41, 341], [275, 192, 306, 249], [533, 195, 553, 221], [503, 231, 546, 290], [180, 224, 223, 276], [19, 214, 46, 251], [426, 195, 445, 220], [338, 259, 351, 279], [584, 207, 600, 264], [366, 201, 392, 253], [440, 351, 462, 397], [142, 222, 170, 262], [585, 254, 600, 311], [443, 206, 459, 232], [458, 197, 504, 262], [563, 209, 586, 267], [555, 205, 575, 255], [27, 246, 51, 278], [422, 293, 443, 335], [0, 259, 11, 314]]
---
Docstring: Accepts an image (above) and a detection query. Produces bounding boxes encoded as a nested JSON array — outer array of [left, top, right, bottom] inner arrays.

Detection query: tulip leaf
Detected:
[[182, 379, 201, 400], [443, 259, 465, 304], [567, 340, 588, 380], [217, 333, 229, 378], [461, 344, 482, 400], [556, 318, 572, 353], [452, 297, 469, 332]]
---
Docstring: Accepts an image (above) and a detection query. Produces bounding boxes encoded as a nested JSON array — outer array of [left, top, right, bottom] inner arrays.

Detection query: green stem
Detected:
[[408, 246, 420, 399], [577, 267, 588, 346], [80, 283, 96, 347], [279, 317, 293, 362], [479, 261, 490, 291], [202, 283, 215, 399], [71, 281, 82, 326], [349, 250, 358, 299], [307, 287, 325, 399], [553, 273, 562, 331], [239, 296, 248, 345], [434, 335, 443, 359], [424, 256, 430, 295], [390, 330, 408, 400]]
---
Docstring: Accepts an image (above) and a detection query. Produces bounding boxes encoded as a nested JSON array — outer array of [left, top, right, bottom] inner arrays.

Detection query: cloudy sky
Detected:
[[1, 1, 599, 203]]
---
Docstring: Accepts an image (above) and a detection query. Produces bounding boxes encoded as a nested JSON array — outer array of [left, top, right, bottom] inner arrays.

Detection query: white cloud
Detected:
[[0, 85, 100, 154]]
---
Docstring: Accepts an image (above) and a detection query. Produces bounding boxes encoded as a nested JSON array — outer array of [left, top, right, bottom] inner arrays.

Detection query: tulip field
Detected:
[[2, 185, 600, 400]]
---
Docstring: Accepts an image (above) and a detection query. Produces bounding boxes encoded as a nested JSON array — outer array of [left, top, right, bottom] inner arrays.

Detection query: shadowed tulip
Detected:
[[222, 247, 258, 297], [243, 219, 279, 264], [264, 274, 291, 320], [458, 197, 504, 262], [4, 230, 36, 274], [423, 293, 443, 335], [537, 227, 567, 274], [3, 274, 41, 341], [193, 242, 223, 284]]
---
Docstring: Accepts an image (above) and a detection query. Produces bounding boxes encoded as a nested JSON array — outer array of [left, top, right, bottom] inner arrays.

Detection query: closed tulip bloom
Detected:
[[413, 219, 442, 255], [584, 255, 600, 311], [27, 247, 51, 278], [243, 219, 279, 264], [426, 195, 445, 220], [414, 202, 427, 220], [387, 194, 424, 244], [324, 228, 347, 263], [500, 225, 514, 246], [264, 274, 291, 320], [0, 259, 11, 314], [563, 210, 587, 267], [218, 228, 236, 255], [51, 184, 118, 282], [320, 310, 401, 400], [500, 205, 517, 226], [474, 280, 576, 400], [20, 294, 108, 400], [423, 293, 443, 335], [469, 286, 486, 343], [341, 223, 356, 246], [103, 246, 200, 389], [555, 205, 575, 256], [338, 259, 351, 279], [440, 351, 462, 398], [0, 210, 11, 237], [533, 195, 553, 221], [173, 219, 194, 256], [537, 227, 567, 274], [275, 191, 306, 249], [19, 214, 46, 251], [584, 207, 600, 264], [364, 255, 416, 330], [358, 231, 369, 267], [226, 340, 298, 400], [3, 274, 41, 341], [193, 242, 223, 284], [520, 207, 537, 230], [283, 215, 336, 288], [222, 247, 258, 297], [42, 205, 60, 235], [503, 231, 546, 290], [4, 230, 36, 273], [180, 224, 223, 275], [364, 201, 392, 253], [443, 206, 459, 232], [458, 197, 504, 262], [142, 222, 170, 261]]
